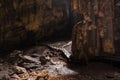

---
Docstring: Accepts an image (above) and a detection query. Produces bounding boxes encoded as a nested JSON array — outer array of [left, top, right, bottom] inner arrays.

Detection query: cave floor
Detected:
[[0, 41, 120, 80]]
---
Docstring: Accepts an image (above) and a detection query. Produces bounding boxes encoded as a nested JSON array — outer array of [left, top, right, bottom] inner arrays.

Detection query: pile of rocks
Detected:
[[7, 42, 72, 80]]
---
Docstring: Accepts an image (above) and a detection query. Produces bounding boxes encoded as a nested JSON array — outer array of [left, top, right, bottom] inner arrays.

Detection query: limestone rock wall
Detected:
[[72, 0, 120, 60], [0, 0, 71, 49]]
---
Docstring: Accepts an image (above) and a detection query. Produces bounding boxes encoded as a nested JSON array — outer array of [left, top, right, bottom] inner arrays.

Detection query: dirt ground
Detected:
[[0, 41, 120, 80]]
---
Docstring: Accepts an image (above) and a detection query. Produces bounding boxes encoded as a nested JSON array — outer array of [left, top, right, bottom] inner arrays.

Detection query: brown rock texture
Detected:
[[72, 0, 120, 60], [0, 0, 71, 49]]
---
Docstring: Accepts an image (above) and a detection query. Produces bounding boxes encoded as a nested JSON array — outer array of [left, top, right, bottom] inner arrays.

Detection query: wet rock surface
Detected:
[[0, 41, 120, 80]]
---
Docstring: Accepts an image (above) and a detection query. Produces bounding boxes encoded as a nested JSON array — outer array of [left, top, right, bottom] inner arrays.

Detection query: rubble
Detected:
[[10, 65, 50, 80], [2, 41, 73, 80], [13, 66, 28, 74], [43, 41, 72, 59], [36, 70, 49, 80], [12, 66, 29, 79], [0, 41, 120, 80], [19, 55, 41, 64]]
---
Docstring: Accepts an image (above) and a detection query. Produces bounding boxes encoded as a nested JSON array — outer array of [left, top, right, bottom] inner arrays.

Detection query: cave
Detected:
[[0, 0, 120, 80]]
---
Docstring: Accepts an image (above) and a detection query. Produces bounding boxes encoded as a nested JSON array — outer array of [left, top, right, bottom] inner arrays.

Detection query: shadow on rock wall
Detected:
[[0, 0, 71, 50]]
